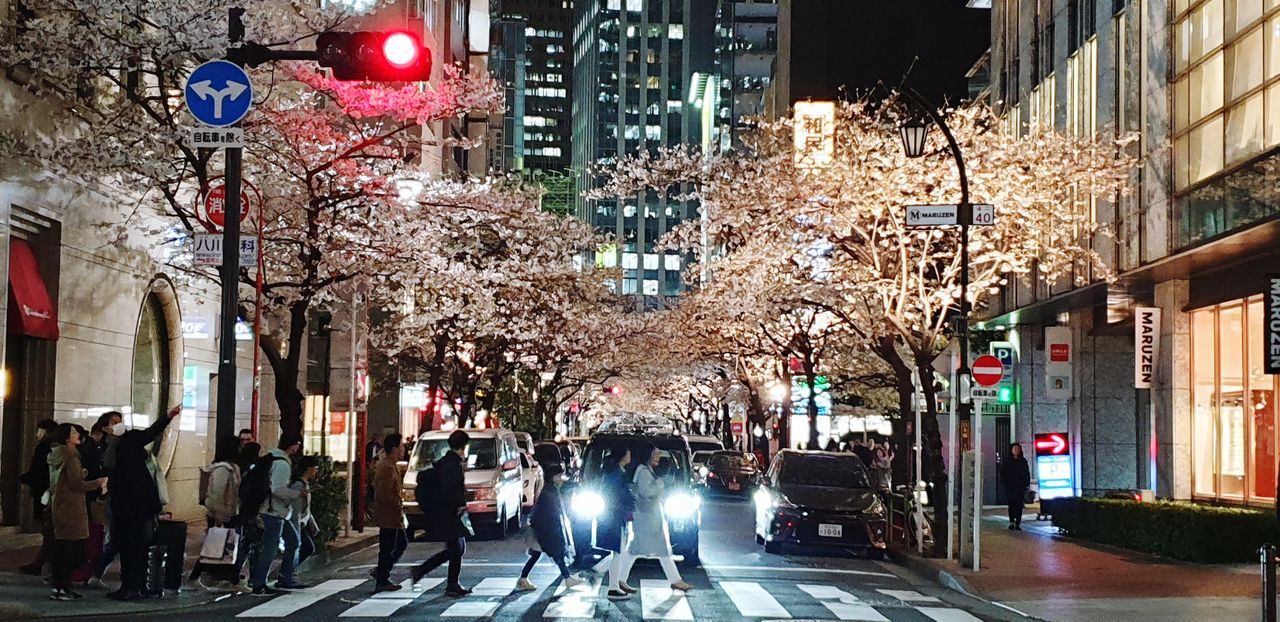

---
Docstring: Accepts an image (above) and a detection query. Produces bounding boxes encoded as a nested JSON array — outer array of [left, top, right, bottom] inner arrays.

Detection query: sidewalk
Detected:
[[0, 522, 377, 619], [891, 506, 1261, 622]]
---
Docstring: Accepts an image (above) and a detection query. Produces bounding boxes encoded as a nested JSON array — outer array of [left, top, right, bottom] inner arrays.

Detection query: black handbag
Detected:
[[1024, 489, 1037, 504]]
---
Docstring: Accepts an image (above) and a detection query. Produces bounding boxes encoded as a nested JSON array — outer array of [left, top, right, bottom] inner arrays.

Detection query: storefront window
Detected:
[[1191, 297, 1279, 505], [131, 294, 170, 422]]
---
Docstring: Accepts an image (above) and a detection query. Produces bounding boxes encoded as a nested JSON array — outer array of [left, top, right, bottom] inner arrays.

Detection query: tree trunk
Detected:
[[421, 333, 449, 432], [914, 350, 949, 558], [803, 356, 819, 450], [739, 372, 769, 462], [261, 299, 309, 441]]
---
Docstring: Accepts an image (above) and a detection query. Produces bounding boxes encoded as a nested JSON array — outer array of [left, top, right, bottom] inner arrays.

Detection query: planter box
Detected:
[[1051, 497, 1278, 563]]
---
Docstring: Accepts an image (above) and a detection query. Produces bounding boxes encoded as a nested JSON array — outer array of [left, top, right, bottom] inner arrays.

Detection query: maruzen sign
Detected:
[[1134, 307, 1161, 389], [1267, 275, 1280, 375]]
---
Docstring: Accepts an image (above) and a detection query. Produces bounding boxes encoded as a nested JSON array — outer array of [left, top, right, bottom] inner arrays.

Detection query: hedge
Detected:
[[1050, 497, 1279, 563]]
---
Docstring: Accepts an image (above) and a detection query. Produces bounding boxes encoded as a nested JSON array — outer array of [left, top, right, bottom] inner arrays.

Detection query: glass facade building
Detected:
[[572, 0, 715, 300]]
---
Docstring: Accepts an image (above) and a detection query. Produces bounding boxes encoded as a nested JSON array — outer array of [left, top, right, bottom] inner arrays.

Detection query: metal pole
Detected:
[[973, 399, 983, 571], [215, 6, 246, 460], [948, 368, 957, 561], [345, 290, 358, 538], [1263, 544, 1277, 622]]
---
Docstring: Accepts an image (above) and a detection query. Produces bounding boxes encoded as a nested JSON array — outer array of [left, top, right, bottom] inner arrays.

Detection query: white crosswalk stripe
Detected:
[[640, 579, 694, 620], [543, 577, 604, 618], [796, 584, 889, 622], [917, 607, 986, 622], [440, 600, 502, 617], [338, 578, 442, 617], [876, 588, 942, 603], [720, 581, 791, 618], [237, 579, 367, 618]]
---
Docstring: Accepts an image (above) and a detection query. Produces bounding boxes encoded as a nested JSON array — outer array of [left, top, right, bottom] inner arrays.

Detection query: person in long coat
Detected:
[[1001, 443, 1032, 530], [106, 405, 179, 601], [516, 460, 584, 591], [617, 443, 692, 595], [47, 424, 107, 601], [598, 447, 636, 600]]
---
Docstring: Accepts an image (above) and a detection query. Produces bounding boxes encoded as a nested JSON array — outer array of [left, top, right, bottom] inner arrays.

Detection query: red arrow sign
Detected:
[[1034, 432, 1069, 455], [972, 354, 1004, 386]]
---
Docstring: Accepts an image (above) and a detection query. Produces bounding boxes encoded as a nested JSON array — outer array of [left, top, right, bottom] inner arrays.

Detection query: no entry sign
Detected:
[[971, 354, 1004, 387]]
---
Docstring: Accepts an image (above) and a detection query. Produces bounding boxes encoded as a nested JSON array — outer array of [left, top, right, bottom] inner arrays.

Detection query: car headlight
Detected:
[[663, 492, 701, 519], [571, 490, 606, 518], [753, 487, 772, 509], [697, 466, 709, 478]]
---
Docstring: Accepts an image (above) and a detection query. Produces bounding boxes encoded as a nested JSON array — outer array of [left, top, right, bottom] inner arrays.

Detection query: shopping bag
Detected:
[[199, 526, 239, 565]]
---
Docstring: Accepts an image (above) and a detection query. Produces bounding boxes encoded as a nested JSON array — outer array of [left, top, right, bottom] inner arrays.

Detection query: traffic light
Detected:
[[997, 384, 1015, 404], [317, 31, 432, 82], [609, 385, 623, 396]]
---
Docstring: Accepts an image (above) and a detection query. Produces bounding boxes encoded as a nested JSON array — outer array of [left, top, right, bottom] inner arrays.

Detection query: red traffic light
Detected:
[[609, 385, 623, 396], [317, 31, 432, 82], [1034, 432, 1070, 455]]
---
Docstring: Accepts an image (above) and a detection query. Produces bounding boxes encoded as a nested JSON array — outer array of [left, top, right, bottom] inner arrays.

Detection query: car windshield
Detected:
[[710, 452, 754, 471], [779, 455, 871, 489], [688, 441, 723, 454], [583, 439, 691, 483], [692, 451, 715, 466], [409, 438, 498, 471]]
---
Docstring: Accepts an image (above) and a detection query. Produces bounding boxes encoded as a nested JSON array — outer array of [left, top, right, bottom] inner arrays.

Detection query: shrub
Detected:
[[308, 455, 347, 544], [1051, 497, 1279, 563]]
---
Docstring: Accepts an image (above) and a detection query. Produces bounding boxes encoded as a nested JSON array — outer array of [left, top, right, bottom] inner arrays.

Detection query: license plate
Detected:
[[728, 481, 741, 491], [818, 523, 843, 538]]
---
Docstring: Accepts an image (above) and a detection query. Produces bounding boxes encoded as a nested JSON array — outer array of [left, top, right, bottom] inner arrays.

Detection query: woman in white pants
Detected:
[[617, 443, 692, 594]]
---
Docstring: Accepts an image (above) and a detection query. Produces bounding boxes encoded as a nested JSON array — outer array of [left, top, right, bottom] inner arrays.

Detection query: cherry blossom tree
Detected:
[[0, 0, 505, 437]]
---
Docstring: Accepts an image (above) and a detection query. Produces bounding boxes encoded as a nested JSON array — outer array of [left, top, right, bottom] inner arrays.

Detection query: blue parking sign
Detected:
[[184, 60, 253, 127]]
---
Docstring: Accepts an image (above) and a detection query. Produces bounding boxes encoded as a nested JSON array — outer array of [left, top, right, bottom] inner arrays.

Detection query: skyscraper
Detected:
[[572, 0, 715, 300], [713, 1, 778, 152], [494, 1, 575, 172]]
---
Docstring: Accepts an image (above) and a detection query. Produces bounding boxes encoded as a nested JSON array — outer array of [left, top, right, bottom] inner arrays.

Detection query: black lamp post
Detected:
[[897, 89, 972, 559]]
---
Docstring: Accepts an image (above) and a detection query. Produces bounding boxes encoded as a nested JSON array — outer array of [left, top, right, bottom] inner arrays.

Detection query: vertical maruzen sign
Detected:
[[1135, 307, 1161, 389], [1267, 274, 1280, 374], [793, 101, 835, 168], [1044, 326, 1073, 401]]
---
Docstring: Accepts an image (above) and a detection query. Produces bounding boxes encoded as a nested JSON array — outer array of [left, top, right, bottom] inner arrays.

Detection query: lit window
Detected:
[[669, 24, 684, 39], [643, 254, 659, 270], [664, 254, 682, 270], [643, 280, 659, 296]]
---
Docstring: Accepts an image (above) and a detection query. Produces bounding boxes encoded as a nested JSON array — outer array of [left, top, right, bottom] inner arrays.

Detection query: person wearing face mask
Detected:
[[104, 405, 181, 601], [46, 424, 108, 601], [516, 456, 585, 592]]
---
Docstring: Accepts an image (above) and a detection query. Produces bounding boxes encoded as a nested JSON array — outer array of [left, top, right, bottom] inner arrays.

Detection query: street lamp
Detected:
[[896, 89, 973, 560]]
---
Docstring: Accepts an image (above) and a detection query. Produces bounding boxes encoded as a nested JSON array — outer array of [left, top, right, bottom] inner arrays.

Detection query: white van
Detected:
[[402, 428, 524, 539]]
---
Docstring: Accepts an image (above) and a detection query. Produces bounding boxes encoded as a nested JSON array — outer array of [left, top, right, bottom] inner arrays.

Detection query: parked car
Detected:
[[692, 450, 716, 486], [556, 439, 584, 480], [402, 428, 524, 540], [568, 414, 702, 566], [514, 432, 535, 455], [685, 434, 725, 455], [519, 450, 544, 513], [704, 450, 762, 495], [754, 449, 887, 559]]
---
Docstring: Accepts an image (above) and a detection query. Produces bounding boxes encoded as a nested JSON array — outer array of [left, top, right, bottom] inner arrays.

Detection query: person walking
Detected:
[[47, 424, 107, 601], [18, 419, 60, 576], [106, 405, 179, 601], [408, 430, 472, 597], [599, 448, 635, 600], [372, 434, 408, 593], [516, 458, 584, 591], [1001, 443, 1031, 531], [249, 433, 306, 595], [189, 440, 242, 587], [617, 443, 691, 596]]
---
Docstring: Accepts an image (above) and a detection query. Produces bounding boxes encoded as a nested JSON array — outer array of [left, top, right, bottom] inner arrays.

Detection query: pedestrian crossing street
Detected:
[[235, 576, 988, 621]]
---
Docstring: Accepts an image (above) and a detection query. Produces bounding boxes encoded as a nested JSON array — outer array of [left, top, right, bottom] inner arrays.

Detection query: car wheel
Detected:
[[764, 540, 782, 554], [495, 509, 508, 539], [867, 548, 887, 561]]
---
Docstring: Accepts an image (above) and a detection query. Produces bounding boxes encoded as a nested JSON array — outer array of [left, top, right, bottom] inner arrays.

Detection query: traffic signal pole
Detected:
[[214, 8, 247, 461]]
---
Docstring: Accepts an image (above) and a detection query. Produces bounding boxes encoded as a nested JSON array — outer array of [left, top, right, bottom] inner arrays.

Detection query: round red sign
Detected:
[[971, 354, 1005, 387], [203, 182, 252, 228]]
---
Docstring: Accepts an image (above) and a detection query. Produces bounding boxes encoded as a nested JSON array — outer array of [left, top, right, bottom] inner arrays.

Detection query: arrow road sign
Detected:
[[184, 60, 253, 127], [1034, 432, 1070, 455], [972, 354, 1005, 387]]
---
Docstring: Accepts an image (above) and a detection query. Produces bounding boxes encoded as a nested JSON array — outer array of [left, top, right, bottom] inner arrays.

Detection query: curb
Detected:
[[886, 547, 1049, 622]]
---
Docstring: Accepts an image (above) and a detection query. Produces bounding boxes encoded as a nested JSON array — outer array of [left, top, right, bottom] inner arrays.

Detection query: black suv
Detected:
[[568, 417, 702, 566]]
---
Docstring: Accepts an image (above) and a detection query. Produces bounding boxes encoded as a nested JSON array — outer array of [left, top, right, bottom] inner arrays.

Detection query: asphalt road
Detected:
[[89, 495, 1028, 621]]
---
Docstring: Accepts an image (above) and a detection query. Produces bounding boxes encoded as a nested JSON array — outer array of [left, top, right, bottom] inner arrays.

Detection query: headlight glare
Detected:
[[663, 492, 701, 519], [571, 490, 606, 518]]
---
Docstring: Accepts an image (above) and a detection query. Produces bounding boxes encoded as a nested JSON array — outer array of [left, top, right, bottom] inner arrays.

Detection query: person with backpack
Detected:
[[372, 434, 407, 593], [247, 433, 306, 595], [408, 430, 472, 597], [516, 456, 584, 592], [105, 405, 180, 601], [189, 439, 241, 587], [46, 424, 107, 601], [18, 419, 60, 576]]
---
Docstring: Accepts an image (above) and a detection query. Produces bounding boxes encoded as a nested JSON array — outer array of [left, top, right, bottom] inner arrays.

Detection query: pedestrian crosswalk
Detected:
[[235, 576, 987, 621]]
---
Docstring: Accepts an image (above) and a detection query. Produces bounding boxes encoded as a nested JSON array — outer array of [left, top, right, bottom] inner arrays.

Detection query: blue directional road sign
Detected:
[[184, 60, 253, 128]]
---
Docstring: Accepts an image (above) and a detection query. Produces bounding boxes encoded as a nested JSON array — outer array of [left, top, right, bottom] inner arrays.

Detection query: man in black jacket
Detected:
[[18, 419, 60, 575], [409, 430, 472, 597], [105, 405, 180, 600]]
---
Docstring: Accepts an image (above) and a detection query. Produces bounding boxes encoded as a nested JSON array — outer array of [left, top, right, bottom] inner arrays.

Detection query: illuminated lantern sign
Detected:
[[1033, 432, 1074, 499], [793, 101, 835, 168]]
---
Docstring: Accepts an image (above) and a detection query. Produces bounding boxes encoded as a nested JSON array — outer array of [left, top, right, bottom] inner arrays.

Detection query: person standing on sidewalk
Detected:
[[408, 430, 472, 597], [516, 458, 584, 592], [1001, 443, 1031, 531], [189, 440, 241, 588], [18, 419, 59, 576], [248, 433, 306, 595], [47, 424, 107, 601], [372, 434, 407, 593], [106, 405, 179, 601], [617, 443, 691, 596]]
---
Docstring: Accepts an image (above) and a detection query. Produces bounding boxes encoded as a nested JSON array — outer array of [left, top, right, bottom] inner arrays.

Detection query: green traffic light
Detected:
[[997, 385, 1014, 404]]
